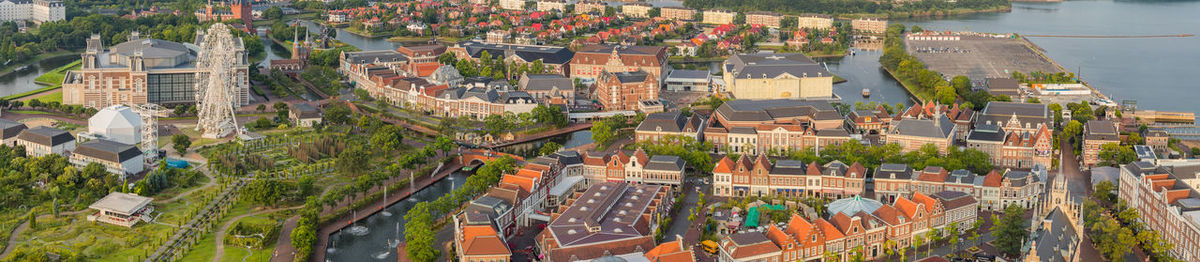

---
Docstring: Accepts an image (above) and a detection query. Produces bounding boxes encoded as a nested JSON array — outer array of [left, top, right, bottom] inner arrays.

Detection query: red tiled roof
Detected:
[[912, 192, 939, 213], [714, 156, 735, 173], [644, 240, 695, 262], [983, 170, 1003, 187], [815, 218, 844, 240], [460, 225, 511, 256]]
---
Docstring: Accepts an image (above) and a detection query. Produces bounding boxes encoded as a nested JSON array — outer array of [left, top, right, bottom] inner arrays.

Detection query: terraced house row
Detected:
[[721, 191, 978, 261], [712, 155, 1046, 211]]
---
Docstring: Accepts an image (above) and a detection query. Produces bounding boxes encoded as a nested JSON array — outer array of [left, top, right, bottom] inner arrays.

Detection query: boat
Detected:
[[862, 88, 871, 97]]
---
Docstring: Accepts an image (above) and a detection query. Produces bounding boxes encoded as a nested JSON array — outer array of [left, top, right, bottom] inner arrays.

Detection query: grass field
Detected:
[[34, 60, 81, 85], [38, 91, 63, 103]]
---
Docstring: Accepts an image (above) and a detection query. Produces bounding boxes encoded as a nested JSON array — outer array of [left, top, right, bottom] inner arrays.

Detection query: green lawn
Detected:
[[39, 91, 63, 103], [34, 60, 81, 85]]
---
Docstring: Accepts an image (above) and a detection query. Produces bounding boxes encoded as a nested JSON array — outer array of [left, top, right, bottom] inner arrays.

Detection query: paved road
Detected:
[[1059, 135, 1092, 195], [662, 180, 702, 242]]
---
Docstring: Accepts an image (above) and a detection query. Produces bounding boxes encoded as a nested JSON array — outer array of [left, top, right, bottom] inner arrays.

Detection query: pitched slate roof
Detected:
[[890, 116, 955, 138], [519, 74, 573, 91], [74, 139, 142, 163], [636, 111, 704, 133], [714, 99, 839, 122], [457, 40, 574, 64], [16, 126, 74, 146], [0, 119, 28, 140], [723, 232, 781, 259], [725, 53, 831, 80], [644, 155, 685, 171], [875, 163, 913, 180]]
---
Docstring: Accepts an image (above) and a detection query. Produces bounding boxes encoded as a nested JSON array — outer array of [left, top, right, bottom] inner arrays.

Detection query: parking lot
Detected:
[[905, 36, 1063, 81]]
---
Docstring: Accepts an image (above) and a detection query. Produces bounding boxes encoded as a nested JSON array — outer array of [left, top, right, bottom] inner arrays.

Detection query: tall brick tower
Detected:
[[231, 0, 255, 34], [231, 0, 252, 21]]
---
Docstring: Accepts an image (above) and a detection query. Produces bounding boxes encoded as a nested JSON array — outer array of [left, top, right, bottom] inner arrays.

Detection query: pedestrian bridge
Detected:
[[460, 149, 525, 167]]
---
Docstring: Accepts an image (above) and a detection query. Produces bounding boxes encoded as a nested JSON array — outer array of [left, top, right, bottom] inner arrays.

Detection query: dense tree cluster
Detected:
[[683, 0, 1008, 15], [787, 142, 993, 174], [0, 145, 121, 211]]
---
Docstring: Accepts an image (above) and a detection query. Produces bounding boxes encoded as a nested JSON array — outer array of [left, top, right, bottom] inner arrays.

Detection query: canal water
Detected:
[[495, 130, 594, 157], [325, 130, 591, 261], [325, 171, 470, 261], [0, 55, 76, 97]]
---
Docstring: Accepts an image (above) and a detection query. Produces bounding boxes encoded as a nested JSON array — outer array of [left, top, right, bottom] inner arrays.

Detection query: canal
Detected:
[[0, 55, 76, 97], [325, 171, 470, 261], [494, 130, 595, 157]]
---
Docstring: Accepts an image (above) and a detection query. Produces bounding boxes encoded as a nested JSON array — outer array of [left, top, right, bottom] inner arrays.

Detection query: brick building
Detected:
[[704, 99, 850, 155], [1118, 161, 1200, 262], [711, 155, 866, 199], [1083, 120, 1119, 167], [569, 45, 668, 83], [595, 70, 659, 111]]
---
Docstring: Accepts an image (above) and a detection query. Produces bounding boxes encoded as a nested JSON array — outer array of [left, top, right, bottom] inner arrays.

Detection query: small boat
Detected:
[[862, 88, 871, 97]]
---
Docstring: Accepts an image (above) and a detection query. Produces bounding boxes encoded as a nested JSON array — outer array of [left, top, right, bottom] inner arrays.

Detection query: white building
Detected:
[[88, 105, 143, 145], [15, 126, 75, 157], [0, 0, 64, 24], [87, 192, 153, 227], [71, 139, 144, 177]]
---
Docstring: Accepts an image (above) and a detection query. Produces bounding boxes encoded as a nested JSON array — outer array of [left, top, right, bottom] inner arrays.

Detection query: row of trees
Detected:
[[481, 104, 570, 135], [438, 52, 553, 87], [785, 141, 994, 175]]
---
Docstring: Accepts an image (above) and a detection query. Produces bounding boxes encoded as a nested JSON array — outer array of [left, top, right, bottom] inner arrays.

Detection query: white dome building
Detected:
[[88, 105, 142, 145]]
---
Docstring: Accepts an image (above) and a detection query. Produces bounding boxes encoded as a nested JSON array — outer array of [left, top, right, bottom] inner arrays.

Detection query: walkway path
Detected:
[[0, 209, 92, 259], [157, 164, 216, 204], [212, 206, 303, 262], [146, 179, 249, 262]]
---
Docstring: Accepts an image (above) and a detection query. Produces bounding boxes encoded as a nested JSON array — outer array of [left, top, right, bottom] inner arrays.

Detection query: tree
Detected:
[[946, 222, 960, 249], [27, 212, 36, 229], [1093, 180, 1117, 204], [256, 104, 267, 112], [245, 179, 284, 207], [290, 224, 317, 253], [172, 134, 191, 155], [992, 204, 1029, 257], [1091, 215, 1136, 261], [1098, 143, 1136, 166], [591, 119, 616, 148], [951, 75, 971, 94], [369, 125, 404, 152], [648, 7, 661, 18], [337, 145, 370, 175], [262, 6, 284, 20], [539, 142, 562, 156]]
